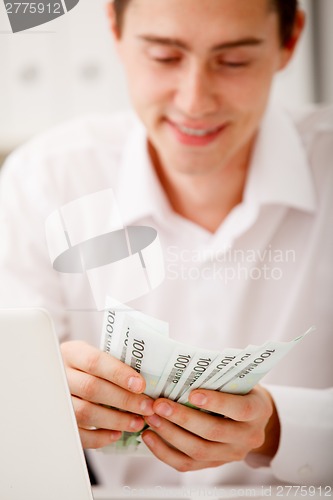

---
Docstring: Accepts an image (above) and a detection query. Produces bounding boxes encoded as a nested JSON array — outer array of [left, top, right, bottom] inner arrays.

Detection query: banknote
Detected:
[[199, 345, 259, 392], [215, 327, 316, 395], [100, 301, 315, 453], [124, 315, 177, 398], [177, 348, 240, 404], [151, 344, 198, 399], [101, 296, 168, 361], [168, 349, 219, 402], [101, 302, 127, 361], [100, 298, 170, 453]]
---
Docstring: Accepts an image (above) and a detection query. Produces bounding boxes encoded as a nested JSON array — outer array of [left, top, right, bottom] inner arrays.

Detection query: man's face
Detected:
[[114, 0, 294, 177]]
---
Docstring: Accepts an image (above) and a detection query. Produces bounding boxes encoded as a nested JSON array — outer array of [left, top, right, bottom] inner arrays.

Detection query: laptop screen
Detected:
[[0, 308, 94, 500]]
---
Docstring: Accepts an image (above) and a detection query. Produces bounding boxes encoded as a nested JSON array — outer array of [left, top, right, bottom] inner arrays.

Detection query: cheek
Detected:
[[224, 66, 276, 117], [128, 68, 173, 114]]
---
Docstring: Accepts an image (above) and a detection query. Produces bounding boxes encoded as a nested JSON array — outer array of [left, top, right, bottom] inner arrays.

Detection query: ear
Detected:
[[278, 9, 306, 71], [106, 1, 121, 41]]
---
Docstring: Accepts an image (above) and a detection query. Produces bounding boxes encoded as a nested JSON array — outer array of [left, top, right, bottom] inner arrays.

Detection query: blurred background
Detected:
[[0, 0, 332, 165]]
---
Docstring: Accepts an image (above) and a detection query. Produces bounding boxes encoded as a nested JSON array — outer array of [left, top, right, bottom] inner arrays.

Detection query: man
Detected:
[[0, 0, 332, 489]]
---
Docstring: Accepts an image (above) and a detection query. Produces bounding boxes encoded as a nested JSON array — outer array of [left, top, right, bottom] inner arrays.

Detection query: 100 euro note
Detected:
[[101, 296, 169, 358], [100, 298, 172, 455], [100, 299, 316, 454], [167, 349, 220, 402], [215, 327, 315, 395]]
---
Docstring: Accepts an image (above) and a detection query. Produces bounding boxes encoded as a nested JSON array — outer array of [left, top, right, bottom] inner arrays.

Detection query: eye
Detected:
[[214, 53, 252, 70], [219, 60, 250, 68], [226, 62, 248, 67], [153, 56, 181, 64], [146, 46, 181, 64]]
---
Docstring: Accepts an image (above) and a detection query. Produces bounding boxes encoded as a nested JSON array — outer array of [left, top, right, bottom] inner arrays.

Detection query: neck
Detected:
[[150, 143, 254, 233]]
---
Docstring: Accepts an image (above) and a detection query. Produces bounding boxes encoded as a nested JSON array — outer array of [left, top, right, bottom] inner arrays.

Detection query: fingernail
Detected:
[[155, 402, 172, 417], [129, 416, 144, 431], [140, 398, 154, 415], [146, 414, 161, 428], [190, 392, 207, 406], [142, 433, 154, 448], [128, 376, 143, 393], [110, 430, 122, 441]]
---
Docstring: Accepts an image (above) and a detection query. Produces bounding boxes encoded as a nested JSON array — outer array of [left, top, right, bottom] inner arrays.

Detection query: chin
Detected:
[[168, 155, 222, 177]]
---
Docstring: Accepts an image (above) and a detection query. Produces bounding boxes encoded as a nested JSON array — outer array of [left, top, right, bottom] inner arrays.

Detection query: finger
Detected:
[[61, 341, 145, 393], [72, 396, 146, 433], [80, 428, 122, 449], [66, 367, 154, 415], [152, 399, 244, 443], [142, 429, 226, 472], [145, 414, 243, 463], [189, 386, 273, 422]]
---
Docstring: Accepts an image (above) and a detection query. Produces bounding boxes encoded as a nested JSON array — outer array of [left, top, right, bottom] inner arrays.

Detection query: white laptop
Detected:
[[0, 308, 94, 500], [0, 308, 194, 500]]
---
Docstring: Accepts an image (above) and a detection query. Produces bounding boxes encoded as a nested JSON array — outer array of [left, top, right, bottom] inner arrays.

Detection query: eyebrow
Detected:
[[137, 35, 264, 51]]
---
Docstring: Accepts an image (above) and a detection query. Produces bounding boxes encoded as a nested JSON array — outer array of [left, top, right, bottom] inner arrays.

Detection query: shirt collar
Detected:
[[115, 115, 171, 226], [244, 100, 317, 213], [115, 101, 317, 228]]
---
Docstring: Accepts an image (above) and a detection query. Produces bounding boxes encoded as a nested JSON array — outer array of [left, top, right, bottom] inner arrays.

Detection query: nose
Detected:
[[174, 62, 218, 118]]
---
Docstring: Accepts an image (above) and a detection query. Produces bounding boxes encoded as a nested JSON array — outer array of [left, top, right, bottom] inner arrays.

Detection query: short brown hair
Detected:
[[113, 0, 131, 29], [112, 0, 298, 47], [270, 0, 299, 46]]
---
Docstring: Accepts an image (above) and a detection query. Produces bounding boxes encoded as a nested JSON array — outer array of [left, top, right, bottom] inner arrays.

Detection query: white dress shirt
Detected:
[[0, 101, 332, 487]]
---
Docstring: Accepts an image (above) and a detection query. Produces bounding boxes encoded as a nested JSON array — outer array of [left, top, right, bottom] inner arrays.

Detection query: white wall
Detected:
[[0, 0, 129, 151], [315, 0, 333, 103], [0, 0, 329, 153]]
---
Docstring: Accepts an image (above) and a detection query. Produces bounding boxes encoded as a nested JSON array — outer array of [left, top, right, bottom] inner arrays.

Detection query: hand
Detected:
[[142, 385, 280, 472], [61, 341, 155, 449]]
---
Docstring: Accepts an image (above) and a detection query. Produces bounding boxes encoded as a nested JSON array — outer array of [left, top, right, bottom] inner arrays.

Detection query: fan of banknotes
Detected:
[[100, 297, 314, 454]]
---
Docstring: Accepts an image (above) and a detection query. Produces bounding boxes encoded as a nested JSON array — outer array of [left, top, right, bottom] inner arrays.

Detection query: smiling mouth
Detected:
[[167, 119, 226, 145], [176, 124, 223, 136]]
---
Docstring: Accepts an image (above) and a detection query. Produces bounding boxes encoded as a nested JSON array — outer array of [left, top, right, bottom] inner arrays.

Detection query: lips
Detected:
[[166, 119, 226, 146], [176, 123, 222, 137]]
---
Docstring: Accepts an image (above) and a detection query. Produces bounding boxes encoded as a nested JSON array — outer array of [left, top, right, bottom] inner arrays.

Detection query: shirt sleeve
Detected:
[[0, 149, 68, 341], [265, 384, 333, 486]]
